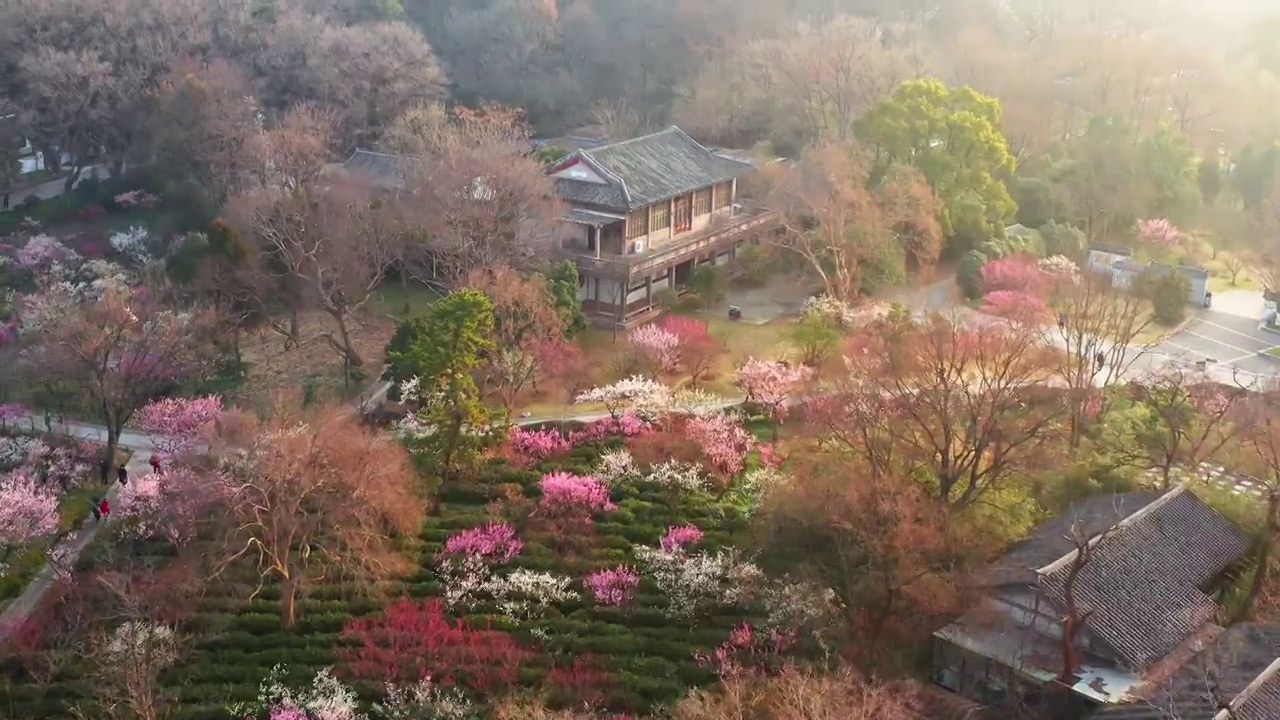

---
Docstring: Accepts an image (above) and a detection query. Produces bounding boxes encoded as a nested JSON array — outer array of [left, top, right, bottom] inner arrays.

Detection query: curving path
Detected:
[[0, 415, 154, 641]]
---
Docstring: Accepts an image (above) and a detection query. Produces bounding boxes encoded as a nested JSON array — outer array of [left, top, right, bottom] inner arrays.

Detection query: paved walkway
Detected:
[[1, 164, 110, 211], [0, 416, 152, 640]]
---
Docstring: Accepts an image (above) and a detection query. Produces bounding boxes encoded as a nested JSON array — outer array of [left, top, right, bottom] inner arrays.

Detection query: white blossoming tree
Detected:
[[575, 376, 671, 420]]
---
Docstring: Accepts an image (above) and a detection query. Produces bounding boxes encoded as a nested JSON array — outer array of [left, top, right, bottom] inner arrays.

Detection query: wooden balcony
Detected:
[[559, 206, 778, 281]]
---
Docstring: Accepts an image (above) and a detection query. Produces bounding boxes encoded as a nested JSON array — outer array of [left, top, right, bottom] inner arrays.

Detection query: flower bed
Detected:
[[396, 432, 822, 714]]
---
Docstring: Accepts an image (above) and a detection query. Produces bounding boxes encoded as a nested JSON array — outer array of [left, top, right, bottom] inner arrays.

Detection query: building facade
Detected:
[[546, 126, 778, 328]]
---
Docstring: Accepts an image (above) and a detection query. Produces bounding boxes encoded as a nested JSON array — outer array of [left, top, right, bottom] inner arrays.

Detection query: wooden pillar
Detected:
[[645, 274, 653, 311]]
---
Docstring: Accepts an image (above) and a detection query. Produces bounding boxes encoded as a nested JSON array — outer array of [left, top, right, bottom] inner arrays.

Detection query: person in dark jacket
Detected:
[[100, 458, 110, 485], [90, 497, 102, 522], [116, 465, 128, 486]]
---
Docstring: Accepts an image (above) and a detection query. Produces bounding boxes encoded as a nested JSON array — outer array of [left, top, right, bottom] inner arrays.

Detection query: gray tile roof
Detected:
[[552, 126, 753, 211], [1094, 624, 1280, 720], [1038, 487, 1250, 670], [564, 207, 625, 227], [976, 491, 1163, 588], [342, 149, 416, 190], [554, 177, 626, 210]]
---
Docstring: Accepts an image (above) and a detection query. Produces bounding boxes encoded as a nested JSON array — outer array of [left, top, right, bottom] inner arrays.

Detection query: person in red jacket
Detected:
[[149, 455, 161, 474], [98, 498, 110, 519]]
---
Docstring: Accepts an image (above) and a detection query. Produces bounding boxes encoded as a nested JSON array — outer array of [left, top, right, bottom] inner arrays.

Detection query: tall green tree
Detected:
[[1054, 115, 1144, 241], [1138, 126, 1201, 225], [854, 79, 1016, 253], [541, 260, 587, 338], [1197, 157, 1223, 206], [1232, 141, 1280, 212], [391, 289, 499, 476]]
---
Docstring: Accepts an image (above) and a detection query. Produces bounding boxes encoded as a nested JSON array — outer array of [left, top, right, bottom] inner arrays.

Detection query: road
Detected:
[[2, 164, 110, 211]]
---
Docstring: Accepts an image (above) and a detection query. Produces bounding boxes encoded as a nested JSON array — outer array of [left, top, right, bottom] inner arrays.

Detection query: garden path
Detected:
[[0, 416, 153, 642]]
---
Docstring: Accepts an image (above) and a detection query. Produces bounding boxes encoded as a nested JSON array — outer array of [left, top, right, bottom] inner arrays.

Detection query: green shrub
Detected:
[[1134, 268, 1190, 325]]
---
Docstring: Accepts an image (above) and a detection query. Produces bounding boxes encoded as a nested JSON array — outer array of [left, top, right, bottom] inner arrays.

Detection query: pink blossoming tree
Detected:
[[659, 524, 704, 553], [115, 466, 230, 546], [0, 473, 60, 562], [1137, 218, 1181, 250], [735, 359, 814, 441], [439, 523, 524, 565], [979, 255, 1047, 296], [584, 566, 640, 607], [538, 472, 616, 517], [137, 395, 224, 460], [506, 426, 571, 465], [629, 323, 682, 373], [982, 290, 1053, 324], [685, 412, 755, 475]]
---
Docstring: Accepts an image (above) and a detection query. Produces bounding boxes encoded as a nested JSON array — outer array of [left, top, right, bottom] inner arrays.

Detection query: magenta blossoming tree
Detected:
[[734, 359, 814, 441], [685, 412, 755, 475], [538, 472, 616, 517], [659, 524, 704, 553], [137, 395, 224, 459], [0, 472, 60, 562], [439, 523, 524, 565], [1137, 218, 1181, 250], [507, 427, 571, 465], [979, 255, 1047, 296], [584, 565, 641, 607], [629, 323, 682, 373], [982, 290, 1053, 324]]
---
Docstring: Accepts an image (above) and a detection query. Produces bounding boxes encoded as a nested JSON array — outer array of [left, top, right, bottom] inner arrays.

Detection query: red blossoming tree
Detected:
[[338, 597, 527, 694]]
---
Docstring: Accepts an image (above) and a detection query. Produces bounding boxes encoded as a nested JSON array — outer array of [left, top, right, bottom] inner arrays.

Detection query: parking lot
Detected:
[[1147, 309, 1280, 380]]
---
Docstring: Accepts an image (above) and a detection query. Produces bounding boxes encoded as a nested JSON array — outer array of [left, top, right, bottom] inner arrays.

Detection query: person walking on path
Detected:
[[116, 465, 128, 486], [149, 455, 160, 474], [90, 497, 102, 522], [98, 498, 110, 519], [99, 458, 110, 485]]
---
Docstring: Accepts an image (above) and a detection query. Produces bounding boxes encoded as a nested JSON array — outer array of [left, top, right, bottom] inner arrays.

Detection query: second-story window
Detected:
[[694, 188, 711, 215], [652, 202, 670, 231], [627, 209, 648, 239]]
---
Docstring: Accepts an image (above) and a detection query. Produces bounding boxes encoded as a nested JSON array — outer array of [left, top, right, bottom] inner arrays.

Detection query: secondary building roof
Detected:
[[548, 126, 753, 212], [1036, 486, 1249, 669], [341, 149, 415, 190], [1094, 623, 1280, 720], [940, 486, 1250, 705]]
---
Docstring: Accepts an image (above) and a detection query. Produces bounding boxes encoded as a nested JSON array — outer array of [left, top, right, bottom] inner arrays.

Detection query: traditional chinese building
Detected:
[[546, 126, 777, 328]]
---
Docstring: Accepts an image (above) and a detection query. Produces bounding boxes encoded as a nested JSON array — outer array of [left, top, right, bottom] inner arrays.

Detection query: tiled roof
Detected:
[[1094, 624, 1280, 720], [1038, 487, 1250, 669], [342, 149, 416, 190], [552, 126, 752, 211], [1090, 243, 1135, 256], [976, 491, 1163, 588], [554, 177, 627, 210]]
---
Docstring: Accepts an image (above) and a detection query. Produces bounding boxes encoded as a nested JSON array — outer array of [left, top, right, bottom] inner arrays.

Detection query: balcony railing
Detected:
[[559, 206, 777, 278]]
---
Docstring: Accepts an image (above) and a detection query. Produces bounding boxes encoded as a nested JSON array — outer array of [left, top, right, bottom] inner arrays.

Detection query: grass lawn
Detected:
[[1209, 275, 1260, 293], [368, 279, 443, 320], [1267, 346, 1280, 359], [1131, 319, 1177, 346]]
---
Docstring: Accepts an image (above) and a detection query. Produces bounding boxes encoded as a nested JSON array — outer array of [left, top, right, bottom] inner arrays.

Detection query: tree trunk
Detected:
[[399, 268, 411, 316], [62, 164, 83, 194], [1240, 494, 1280, 621], [37, 142, 61, 174], [281, 575, 298, 630], [329, 308, 363, 368], [103, 404, 122, 479]]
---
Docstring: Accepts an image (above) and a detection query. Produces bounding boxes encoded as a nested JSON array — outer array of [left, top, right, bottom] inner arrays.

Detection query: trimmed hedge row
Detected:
[[403, 442, 764, 713]]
